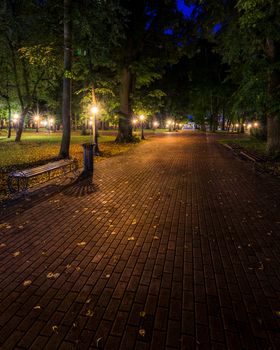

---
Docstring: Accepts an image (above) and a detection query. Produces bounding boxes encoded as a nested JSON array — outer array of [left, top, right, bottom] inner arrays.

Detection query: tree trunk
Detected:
[[115, 67, 133, 142], [7, 101, 12, 138], [264, 38, 280, 154], [59, 0, 72, 158], [267, 116, 280, 154]]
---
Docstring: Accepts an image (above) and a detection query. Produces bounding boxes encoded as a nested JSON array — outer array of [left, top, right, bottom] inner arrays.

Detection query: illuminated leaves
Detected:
[[23, 280, 32, 286], [0, 223, 12, 229], [86, 309, 94, 317], [47, 272, 60, 279], [128, 237, 135, 241], [12, 251, 21, 257], [139, 329, 146, 337], [77, 242, 86, 247]]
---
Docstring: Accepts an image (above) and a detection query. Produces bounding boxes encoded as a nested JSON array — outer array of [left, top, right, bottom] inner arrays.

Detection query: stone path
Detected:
[[0, 132, 280, 349]]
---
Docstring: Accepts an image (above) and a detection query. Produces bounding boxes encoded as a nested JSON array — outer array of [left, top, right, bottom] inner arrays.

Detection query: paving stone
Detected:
[[1, 132, 280, 349]]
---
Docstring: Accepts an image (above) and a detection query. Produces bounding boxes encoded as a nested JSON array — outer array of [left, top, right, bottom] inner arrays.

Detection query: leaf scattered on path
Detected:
[[52, 325, 59, 334], [0, 223, 12, 230], [139, 311, 146, 317], [47, 272, 60, 279], [33, 305, 41, 310], [131, 219, 137, 225], [153, 236, 159, 240], [139, 329, 146, 337], [96, 337, 102, 348], [86, 309, 94, 317], [77, 242, 86, 247], [23, 280, 32, 286], [0, 243, 6, 248], [128, 237, 135, 241], [13, 251, 21, 257]]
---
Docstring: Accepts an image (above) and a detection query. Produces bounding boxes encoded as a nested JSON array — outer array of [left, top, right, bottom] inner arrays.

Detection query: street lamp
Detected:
[[132, 118, 138, 131], [139, 114, 145, 140], [13, 113, 19, 130], [153, 121, 159, 132], [90, 105, 99, 154], [34, 115, 40, 132]]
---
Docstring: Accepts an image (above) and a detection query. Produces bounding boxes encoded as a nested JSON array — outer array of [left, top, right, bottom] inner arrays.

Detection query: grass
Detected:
[[219, 137, 267, 154]]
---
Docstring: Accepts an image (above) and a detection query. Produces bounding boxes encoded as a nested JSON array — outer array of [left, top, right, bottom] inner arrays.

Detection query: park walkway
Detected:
[[0, 131, 280, 350]]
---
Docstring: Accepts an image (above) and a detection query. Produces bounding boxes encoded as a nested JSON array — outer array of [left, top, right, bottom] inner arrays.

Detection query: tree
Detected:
[[59, 0, 72, 158]]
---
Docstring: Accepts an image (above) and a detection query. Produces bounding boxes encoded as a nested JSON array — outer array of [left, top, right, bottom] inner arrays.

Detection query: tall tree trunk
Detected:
[[265, 38, 280, 154], [115, 67, 133, 142], [7, 100, 12, 138], [59, 0, 72, 158]]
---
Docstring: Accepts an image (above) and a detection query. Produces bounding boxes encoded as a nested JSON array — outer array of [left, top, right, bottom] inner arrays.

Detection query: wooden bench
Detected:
[[7, 158, 79, 194]]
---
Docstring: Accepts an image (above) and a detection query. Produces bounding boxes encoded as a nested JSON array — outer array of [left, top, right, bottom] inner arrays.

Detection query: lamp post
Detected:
[[13, 113, 19, 130], [90, 105, 99, 155], [132, 118, 137, 131], [153, 121, 158, 133], [139, 114, 145, 140], [34, 115, 40, 133]]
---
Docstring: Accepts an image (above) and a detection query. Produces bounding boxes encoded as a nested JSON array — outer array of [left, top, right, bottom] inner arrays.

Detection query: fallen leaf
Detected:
[[86, 298, 91, 304], [111, 232, 117, 235], [0, 243, 6, 248], [139, 311, 146, 317], [47, 272, 60, 279], [128, 237, 135, 241], [139, 329, 146, 337], [13, 251, 21, 257], [33, 305, 41, 310], [18, 225, 24, 229], [153, 225, 157, 228], [131, 220, 137, 225], [77, 242, 86, 246], [52, 325, 59, 333], [96, 337, 102, 347], [23, 280, 32, 286], [76, 267, 81, 272], [153, 236, 159, 240], [275, 311, 280, 317], [66, 264, 72, 269], [86, 309, 94, 317], [0, 223, 12, 229], [105, 274, 110, 278]]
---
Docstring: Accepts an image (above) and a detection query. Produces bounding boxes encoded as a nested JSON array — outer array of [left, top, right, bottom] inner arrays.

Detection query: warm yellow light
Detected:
[[91, 106, 99, 114], [89, 120, 93, 126], [139, 114, 145, 121], [235, 123, 239, 127], [132, 119, 137, 124], [254, 122, 258, 127], [49, 118, 54, 124], [247, 123, 252, 129], [153, 121, 159, 127], [34, 115, 40, 122], [243, 123, 246, 127], [13, 113, 19, 120]]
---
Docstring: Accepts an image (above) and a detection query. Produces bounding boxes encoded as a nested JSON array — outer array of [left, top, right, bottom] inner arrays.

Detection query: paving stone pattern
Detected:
[[0, 132, 280, 350]]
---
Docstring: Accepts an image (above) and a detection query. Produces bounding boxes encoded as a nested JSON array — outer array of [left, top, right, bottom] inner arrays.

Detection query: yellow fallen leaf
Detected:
[[52, 325, 59, 333], [76, 267, 81, 272], [139, 329, 146, 337], [66, 264, 72, 269], [128, 237, 135, 241], [86, 298, 91, 304], [131, 220, 137, 225], [153, 236, 159, 240], [33, 305, 41, 310], [86, 309, 94, 317], [77, 241, 86, 246], [139, 311, 146, 317], [96, 337, 102, 347], [46, 272, 60, 279], [13, 251, 21, 257], [0, 243, 6, 248], [111, 232, 117, 235], [23, 280, 32, 286], [18, 225, 24, 229], [0, 223, 12, 229], [105, 274, 110, 278]]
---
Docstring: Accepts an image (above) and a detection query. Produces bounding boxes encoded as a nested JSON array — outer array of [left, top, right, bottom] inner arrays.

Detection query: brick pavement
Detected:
[[0, 131, 280, 350]]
